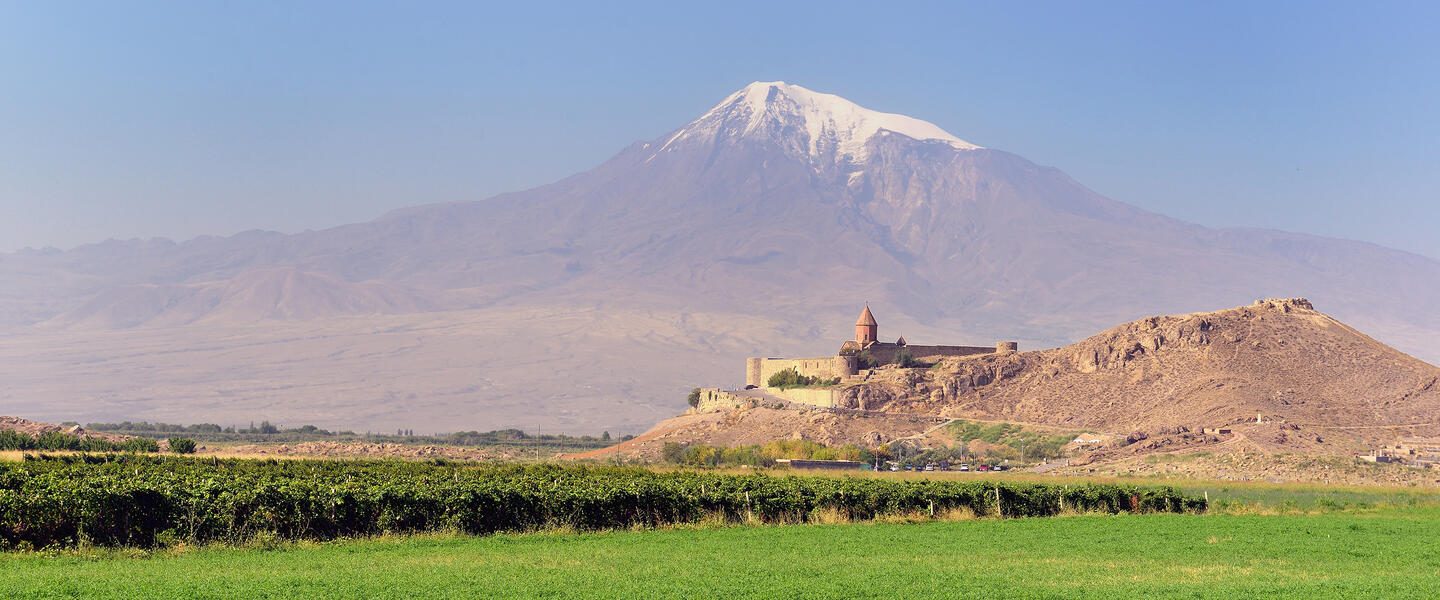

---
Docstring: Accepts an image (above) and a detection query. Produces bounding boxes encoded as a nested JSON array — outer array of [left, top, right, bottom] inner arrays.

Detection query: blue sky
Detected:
[[2, 1, 1437, 258]]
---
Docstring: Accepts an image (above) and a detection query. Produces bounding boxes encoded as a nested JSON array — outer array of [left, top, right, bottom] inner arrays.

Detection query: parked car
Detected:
[[958, 464, 970, 471], [992, 465, 1005, 472], [976, 465, 989, 471], [923, 464, 935, 472]]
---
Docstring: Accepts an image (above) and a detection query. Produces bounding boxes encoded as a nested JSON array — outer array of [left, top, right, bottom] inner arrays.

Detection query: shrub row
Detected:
[[0, 431, 160, 453], [0, 455, 1206, 549]]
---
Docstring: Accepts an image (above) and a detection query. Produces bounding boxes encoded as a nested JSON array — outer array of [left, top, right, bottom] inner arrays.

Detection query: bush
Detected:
[[766, 368, 841, 389], [167, 437, 197, 454], [662, 442, 685, 464], [35, 431, 81, 451], [123, 438, 161, 453], [79, 437, 122, 452], [0, 431, 37, 450], [892, 349, 924, 368], [0, 431, 167, 453]]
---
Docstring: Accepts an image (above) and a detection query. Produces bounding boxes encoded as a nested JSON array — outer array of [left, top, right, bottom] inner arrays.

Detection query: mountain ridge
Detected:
[[1, 81, 1438, 433]]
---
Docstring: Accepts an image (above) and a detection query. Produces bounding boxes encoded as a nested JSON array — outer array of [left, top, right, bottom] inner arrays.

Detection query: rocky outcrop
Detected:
[[655, 299, 1440, 458]]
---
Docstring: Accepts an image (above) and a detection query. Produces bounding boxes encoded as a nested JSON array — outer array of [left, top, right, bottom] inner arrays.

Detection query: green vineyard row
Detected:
[[0, 455, 1206, 549]]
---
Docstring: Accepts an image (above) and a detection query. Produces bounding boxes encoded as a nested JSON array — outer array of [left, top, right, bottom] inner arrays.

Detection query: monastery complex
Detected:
[[744, 306, 1018, 389]]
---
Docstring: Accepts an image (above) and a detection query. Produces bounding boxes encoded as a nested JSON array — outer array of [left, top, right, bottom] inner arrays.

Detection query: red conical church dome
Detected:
[[855, 305, 878, 344]]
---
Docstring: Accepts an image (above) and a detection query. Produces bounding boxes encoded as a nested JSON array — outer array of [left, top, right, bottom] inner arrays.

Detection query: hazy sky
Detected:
[[2, 1, 1437, 258]]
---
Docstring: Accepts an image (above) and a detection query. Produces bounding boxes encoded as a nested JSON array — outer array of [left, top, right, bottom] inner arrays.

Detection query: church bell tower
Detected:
[[855, 305, 878, 345]]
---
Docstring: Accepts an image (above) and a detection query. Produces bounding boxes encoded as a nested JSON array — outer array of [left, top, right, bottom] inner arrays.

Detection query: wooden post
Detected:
[[995, 486, 1002, 518]]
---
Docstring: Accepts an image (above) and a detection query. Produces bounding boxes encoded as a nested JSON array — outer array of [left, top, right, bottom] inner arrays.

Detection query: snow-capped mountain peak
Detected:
[[658, 81, 980, 164]]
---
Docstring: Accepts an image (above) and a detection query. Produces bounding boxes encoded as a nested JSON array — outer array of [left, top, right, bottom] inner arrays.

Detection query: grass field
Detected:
[[4, 455, 1438, 598], [3, 507, 1439, 599]]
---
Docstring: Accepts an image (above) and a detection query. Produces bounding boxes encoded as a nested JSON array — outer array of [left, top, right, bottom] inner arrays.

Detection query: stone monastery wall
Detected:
[[746, 356, 857, 388], [693, 387, 837, 412], [863, 344, 995, 364], [738, 307, 1020, 395]]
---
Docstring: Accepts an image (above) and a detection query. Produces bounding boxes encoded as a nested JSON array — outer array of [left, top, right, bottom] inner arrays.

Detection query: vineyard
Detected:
[[0, 455, 1206, 550]]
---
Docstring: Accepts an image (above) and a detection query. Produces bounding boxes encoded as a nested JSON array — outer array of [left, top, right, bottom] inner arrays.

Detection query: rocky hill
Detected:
[[599, 299, 1440, 462]]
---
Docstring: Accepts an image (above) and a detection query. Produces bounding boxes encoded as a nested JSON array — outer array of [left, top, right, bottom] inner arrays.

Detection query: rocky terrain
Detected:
[[844, 298, 1440, 452], [595, 299, 1440, 482]]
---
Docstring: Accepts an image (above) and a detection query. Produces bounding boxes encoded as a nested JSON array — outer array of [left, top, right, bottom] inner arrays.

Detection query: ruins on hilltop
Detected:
[[744, 306, 1017, 389]]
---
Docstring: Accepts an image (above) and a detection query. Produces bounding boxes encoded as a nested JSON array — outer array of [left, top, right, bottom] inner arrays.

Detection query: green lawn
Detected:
[[4, 508, 1439, 599]]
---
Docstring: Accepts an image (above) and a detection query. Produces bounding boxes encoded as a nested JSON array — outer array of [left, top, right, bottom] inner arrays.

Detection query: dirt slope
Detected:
[[571, 406, 944, 462]]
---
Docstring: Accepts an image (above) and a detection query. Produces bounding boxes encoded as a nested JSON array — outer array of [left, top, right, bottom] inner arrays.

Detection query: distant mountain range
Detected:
[[2, 81, 1437, 433]]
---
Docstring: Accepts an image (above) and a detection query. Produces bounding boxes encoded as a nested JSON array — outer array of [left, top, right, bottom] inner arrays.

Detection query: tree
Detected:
[[687, 388, 702, 408], [601, 431, 611, 441], [768, 368, 803, 388], [168, 437, 197, 454], [892, 348, 918, 368], [662, 442, 685, 463]]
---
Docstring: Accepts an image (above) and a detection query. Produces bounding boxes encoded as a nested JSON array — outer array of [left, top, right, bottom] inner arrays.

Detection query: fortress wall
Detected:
[[769, 387, 836, 408], [754, 357, 844, 386], [695, 387, 836, 412], [694, 388, 757, 413], [865, 344, 995, 364], [908, 344, 996, 357]]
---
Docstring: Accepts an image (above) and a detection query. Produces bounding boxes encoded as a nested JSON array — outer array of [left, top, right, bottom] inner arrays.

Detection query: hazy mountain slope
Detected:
[[42, 268, 437, 329], [0, 81, 1437, 433]]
